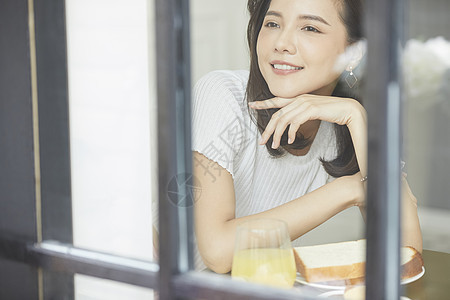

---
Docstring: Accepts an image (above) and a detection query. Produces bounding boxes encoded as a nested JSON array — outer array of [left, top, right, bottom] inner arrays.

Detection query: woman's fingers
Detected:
[[254, 94, 363, 148], [260, 103, 310, 148], [258, 103, 297, 146], [270, 114, 292, 149], [271, 108, 306, 148], [259, 113, 289, 147], [287, 121, 301, 144]]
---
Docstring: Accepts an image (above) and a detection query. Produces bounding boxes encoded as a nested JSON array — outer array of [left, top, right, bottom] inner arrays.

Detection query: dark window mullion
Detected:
[[0, 237, 160, 290], [172, 272, 318, 300], [365, 0, 403, 299], [34, 0, 74, 298], [155, 0, 183, 298], [34, 0, 72, 245], [0, 0, 40, 298], [28, 241, 159, 289]]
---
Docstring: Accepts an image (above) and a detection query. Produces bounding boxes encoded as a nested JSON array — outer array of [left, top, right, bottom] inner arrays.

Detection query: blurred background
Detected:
[[65, 0, 449, 299], [403, 0, 450, 254]]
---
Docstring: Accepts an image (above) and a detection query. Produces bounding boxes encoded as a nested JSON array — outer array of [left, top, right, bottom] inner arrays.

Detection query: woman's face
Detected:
[[257, 0, 349, 98]]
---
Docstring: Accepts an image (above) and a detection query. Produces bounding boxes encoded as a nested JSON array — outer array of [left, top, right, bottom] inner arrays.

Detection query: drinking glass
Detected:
[[231, 219, 296, 288]]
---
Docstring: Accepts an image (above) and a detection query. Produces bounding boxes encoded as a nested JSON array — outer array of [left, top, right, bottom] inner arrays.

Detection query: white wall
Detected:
[[190, 0, 249, 83]]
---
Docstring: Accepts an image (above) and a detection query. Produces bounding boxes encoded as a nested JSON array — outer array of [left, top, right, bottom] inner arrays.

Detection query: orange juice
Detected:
[[231, 248, 296, 288]]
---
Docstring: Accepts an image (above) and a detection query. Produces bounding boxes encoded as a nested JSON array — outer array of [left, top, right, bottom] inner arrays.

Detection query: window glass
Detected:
[[403, 0, 450, 253], [66, 0, 158, 297], [189, 0, 366, 296], [66, 0, 156, 261]]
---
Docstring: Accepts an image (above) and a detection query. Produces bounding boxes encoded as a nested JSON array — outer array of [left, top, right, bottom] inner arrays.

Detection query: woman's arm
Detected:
[[401, 175, 423, 252], [251, 95, 369, 215], [341, 102, 422, 252], [193, 151, 364, 273], [340, 101, 422, 252], [249, 95, 422, 251]]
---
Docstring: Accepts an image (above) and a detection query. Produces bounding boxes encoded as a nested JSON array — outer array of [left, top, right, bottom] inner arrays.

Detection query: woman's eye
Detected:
[[302, 26, 321, 33], [265, 22, 279, 28]]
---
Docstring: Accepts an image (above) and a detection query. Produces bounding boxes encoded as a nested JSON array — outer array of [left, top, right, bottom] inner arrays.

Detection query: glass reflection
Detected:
[[190, 0, 373, 277], [404, 0, 450, 254]]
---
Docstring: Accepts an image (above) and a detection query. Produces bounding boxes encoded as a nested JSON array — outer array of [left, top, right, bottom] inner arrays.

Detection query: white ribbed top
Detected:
[[189, 70, 338, 269]]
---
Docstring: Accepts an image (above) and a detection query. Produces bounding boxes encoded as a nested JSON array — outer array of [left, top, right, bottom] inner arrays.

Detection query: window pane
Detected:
[[65, 0, 157, 262], [404, 0, 450, 253], [402, 4, 450, 299], [189, 0, 366, 296]]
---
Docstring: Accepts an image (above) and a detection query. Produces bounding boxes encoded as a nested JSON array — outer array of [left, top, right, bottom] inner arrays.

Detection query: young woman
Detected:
[[192, 0, 422, 273]]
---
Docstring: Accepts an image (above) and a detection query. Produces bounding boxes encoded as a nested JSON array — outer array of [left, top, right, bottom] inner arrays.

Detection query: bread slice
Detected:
[[293, 240, 423, 283], [400, 246, 424, 280], [294, 240, 366, 283]]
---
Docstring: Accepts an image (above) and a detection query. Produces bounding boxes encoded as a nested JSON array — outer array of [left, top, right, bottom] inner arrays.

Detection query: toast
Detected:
[[293, 240, 423, 283]]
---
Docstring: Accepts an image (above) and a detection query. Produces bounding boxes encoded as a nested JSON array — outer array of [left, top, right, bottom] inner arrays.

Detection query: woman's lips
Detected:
[[270, 61, 304, 75]]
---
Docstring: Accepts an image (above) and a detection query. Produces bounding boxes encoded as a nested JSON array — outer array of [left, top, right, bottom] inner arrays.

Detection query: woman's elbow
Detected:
[[199, 246, 232, 274]]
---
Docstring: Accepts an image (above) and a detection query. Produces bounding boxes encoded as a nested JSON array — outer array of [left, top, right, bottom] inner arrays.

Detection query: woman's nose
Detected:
[[274, 29, 296, 54]]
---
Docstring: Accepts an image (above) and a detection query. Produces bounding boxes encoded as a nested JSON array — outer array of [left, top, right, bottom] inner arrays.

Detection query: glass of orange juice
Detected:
[[231, 219, 296, 288]]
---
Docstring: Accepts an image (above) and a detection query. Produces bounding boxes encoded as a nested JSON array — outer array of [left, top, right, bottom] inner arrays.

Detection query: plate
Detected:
[[317, 291, 413, 299], [318, 290, 344, 298], [295, 274, 351, 290], [296, 267, 425, 291], [402, 266, 425, 284]]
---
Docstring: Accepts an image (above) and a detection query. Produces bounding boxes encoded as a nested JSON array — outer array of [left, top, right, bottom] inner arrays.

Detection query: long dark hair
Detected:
[[246, 0, 364, 177]]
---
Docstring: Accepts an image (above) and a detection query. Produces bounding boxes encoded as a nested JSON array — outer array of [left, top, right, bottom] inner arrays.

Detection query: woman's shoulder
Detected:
[[191, 70, 254, 178], [193, 70, 250, 117]]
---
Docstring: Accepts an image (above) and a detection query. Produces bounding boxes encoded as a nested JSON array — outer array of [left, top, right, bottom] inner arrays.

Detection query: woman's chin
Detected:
[[270, 89, 305, 99], [267, 84, 311, 98]]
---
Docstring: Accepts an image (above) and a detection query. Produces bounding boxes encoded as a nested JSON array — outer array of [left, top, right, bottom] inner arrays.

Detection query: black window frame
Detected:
[[0, 0, 405, 299]]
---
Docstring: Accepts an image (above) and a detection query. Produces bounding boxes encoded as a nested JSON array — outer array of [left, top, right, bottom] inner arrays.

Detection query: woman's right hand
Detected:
[[249, 94, 368, 178]]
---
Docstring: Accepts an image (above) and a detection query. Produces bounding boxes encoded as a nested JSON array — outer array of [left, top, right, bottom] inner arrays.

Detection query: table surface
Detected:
[[404, 249, 450, 300]]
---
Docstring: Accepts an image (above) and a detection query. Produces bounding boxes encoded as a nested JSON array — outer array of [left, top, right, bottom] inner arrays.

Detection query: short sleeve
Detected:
[[191, 71, 247, 178]]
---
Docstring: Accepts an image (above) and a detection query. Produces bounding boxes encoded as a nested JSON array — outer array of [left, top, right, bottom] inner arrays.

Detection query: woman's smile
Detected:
[[271, 60, 304, 75], [257, 0, 349, 98]]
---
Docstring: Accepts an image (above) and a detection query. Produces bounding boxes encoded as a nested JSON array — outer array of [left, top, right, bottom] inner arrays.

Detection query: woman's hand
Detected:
[[249, 94, 368, 177], [248, 94, 364, 149]]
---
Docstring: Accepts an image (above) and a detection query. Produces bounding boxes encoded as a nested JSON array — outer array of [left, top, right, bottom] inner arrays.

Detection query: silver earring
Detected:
[[345, 66, 358, 89]]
